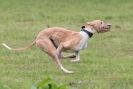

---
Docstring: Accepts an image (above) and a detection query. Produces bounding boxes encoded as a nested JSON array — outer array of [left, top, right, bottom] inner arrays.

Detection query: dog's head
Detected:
[[84, 20, 111, 33]]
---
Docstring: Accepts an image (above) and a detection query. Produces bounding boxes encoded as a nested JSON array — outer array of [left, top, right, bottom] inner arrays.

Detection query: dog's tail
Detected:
[[2, 41, 36, 51]]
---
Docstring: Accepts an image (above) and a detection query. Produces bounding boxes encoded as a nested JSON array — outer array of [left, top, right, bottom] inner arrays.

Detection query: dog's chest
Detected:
[[74, 32, 89, 51]]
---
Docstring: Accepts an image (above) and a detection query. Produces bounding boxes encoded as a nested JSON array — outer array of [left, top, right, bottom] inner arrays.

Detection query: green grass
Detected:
[[1, 0, 133, 89]]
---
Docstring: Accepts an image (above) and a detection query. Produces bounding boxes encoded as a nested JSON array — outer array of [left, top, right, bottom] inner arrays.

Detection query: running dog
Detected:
[[2, 20, 111, 73]]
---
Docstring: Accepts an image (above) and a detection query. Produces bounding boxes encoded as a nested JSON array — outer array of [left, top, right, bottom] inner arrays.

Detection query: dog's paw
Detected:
[[68, 55, 76, 58], [63, 69, 74, 74], [61, 67, 74, 74], [66, 71, 74, 74], [71, 60, 80, 62]]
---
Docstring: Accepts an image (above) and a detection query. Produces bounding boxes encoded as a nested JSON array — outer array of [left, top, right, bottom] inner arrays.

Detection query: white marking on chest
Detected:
[[74, 31, 89, 51]]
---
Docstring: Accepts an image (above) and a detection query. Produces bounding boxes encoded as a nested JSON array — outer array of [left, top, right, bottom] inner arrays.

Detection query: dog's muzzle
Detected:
[[107, 24, 111, 29]]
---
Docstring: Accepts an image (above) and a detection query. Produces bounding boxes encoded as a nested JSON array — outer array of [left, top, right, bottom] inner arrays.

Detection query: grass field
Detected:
[[0, 0, 133, 89]]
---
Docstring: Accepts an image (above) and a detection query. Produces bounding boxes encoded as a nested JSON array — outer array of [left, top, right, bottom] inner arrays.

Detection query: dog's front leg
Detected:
[[71, 51, 80, 62]]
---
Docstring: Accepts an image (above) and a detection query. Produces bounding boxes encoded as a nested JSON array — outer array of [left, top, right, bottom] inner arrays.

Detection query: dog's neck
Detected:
[[85, 27, 96, 34], [80, 27, 95, 38], [75, 27, 95, 51]]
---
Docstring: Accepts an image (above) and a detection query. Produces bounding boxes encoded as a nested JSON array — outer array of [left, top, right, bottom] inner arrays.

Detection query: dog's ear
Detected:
[[86, 22, 90, 25], [47, 25, 50, 28], [87, 22, 94, 27], [81, 26, 85, 29]]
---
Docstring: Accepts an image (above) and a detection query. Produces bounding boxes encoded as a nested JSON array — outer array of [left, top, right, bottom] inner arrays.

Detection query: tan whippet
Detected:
[[2, 20, 111, 73]]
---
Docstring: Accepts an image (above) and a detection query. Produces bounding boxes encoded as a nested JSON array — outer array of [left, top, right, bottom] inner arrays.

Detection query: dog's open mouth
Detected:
[[105, 24, 111, 29], [105, 26, 111, 30], [105, 27, 110, 29]]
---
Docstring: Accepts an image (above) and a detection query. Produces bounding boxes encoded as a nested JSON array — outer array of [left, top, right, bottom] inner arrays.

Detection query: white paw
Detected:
[[61, 67, 74, 74], [65, 70, 74, 74], [70, 60, 80, 62]]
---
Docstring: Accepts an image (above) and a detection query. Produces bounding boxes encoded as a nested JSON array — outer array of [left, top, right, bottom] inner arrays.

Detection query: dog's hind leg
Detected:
[[36, 39, 73, 73]]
